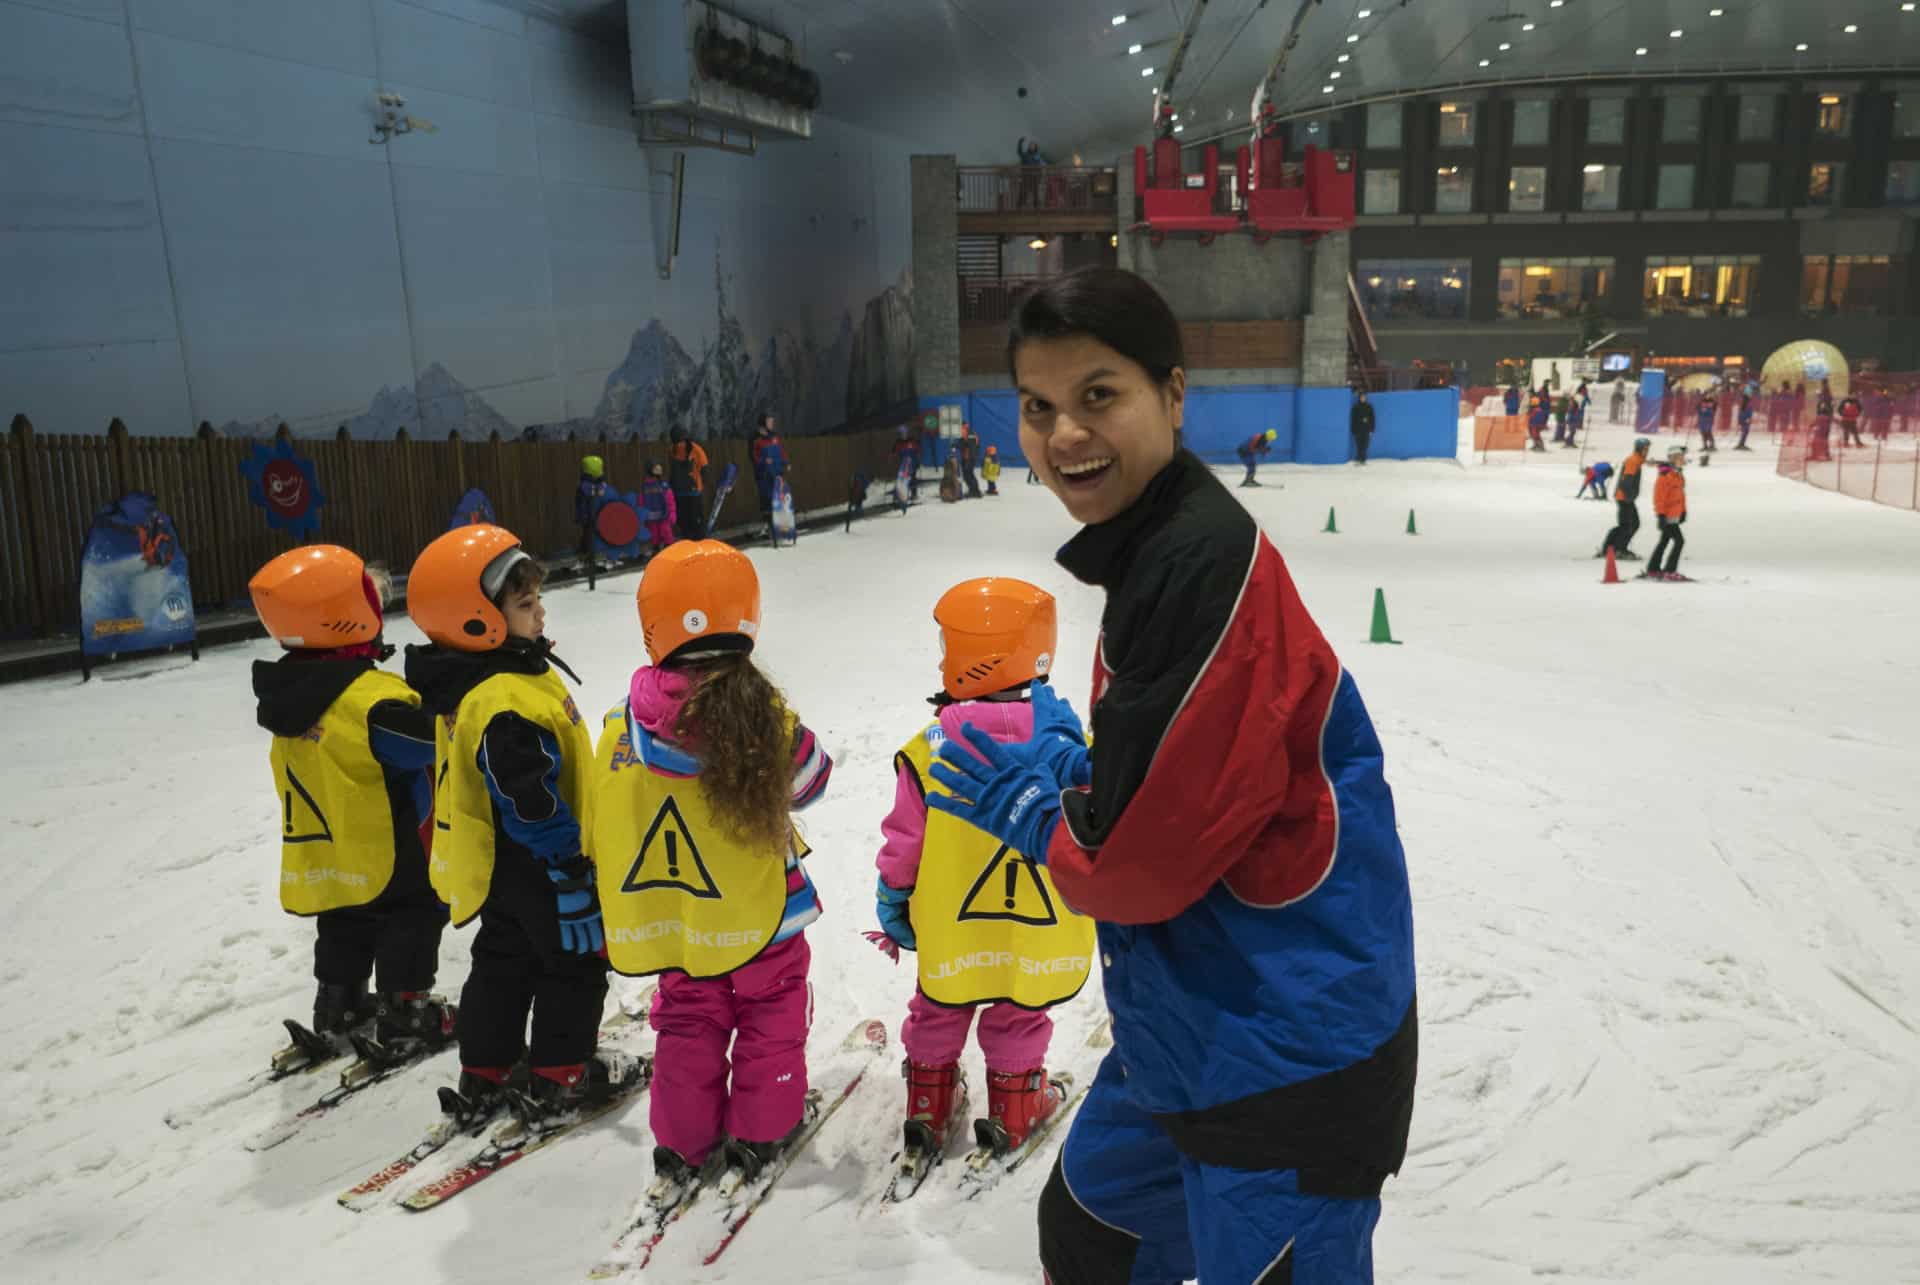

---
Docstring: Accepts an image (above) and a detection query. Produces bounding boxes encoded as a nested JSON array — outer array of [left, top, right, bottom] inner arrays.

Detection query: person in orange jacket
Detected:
[[1599, 437, 1650, 561], [1646, 446, 1689, 580]]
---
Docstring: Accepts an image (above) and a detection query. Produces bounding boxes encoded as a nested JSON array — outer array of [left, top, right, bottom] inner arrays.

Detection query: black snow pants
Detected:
[[1606, 499, 1641, 553], [313, 836, 446, 994], [1650, 520, 1685, 574]]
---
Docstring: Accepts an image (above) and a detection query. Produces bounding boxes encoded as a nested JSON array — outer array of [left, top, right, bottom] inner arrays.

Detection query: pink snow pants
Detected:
[[902, 988, 1052, 1072], [649, 934, 811, 1166], [645, 520, 675, 550]]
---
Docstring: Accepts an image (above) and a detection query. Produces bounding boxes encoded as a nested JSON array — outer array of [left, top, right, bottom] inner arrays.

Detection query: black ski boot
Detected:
[[718, 1101, 817, 1194], [315, 982, 373, 1040], [645, 1144, 720, 1210], [510, 1049, 647, 1133], [373, 992, 456, 1051], [437, 1069, 510, 1133]]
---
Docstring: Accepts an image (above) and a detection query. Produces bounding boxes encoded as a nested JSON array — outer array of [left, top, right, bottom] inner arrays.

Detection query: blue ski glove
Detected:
[[546, 857, 605, 956], [926, 723, 1063, 865], [875, 877, 916, 952], [1028, 682, 1092, 790]]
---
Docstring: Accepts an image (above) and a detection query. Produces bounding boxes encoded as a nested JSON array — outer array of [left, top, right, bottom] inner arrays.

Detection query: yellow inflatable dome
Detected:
[[1760, 340, 1850, 399], [1674, 372, 1721, 393]]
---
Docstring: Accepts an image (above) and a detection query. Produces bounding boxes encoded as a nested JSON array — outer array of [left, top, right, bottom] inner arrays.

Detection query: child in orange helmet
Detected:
[[870, 578, 1095, 1181], [403, 525, 642, 1134], [1645, 446, 1690, 580], [590, 540, 834, 1208], [248, 546, 451, 1069], [982, 445, 1002, 496]]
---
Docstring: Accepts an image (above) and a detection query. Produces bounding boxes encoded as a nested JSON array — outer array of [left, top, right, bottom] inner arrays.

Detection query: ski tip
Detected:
[[862, 1019, 889, 1048]]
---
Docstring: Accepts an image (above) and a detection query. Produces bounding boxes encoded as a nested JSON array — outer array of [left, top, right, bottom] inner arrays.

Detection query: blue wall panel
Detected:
[[1180, 385, 1295, 462], [1294, 387, 1353, 464], [1369, 388, 1459, 460]]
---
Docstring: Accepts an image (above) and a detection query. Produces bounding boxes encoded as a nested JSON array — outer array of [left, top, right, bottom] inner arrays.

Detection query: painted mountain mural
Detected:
[[243, 257, 915, 442]]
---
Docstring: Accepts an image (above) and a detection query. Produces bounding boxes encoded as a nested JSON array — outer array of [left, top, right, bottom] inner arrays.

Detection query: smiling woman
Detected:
[[929, 268, 1420, 1284]]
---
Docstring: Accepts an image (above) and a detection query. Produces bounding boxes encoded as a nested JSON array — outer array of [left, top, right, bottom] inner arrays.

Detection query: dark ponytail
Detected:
[[675, 654, 793, 854], [1006, 267, 1185, 385]]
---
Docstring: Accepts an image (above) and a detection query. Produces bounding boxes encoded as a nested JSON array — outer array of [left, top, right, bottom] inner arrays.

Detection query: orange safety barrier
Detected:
[[1473, 414, 1528, 451]]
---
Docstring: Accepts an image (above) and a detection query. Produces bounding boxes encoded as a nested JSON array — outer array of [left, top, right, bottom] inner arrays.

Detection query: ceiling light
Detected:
[[1522, 22, 1535, 30], [1635, 46, 1648, 54], [832, 49, 853, 63], [1584, 163, 1604, 173], [1029, 238, 1047, 249], [1128, 42, 1142, 54], [1795, 41, 1809, 50], [1323, 84, 1335, 93], [1499, 42, 1511, 50], [1709, 7, 1724, 14], [1337, 53, 1351, 62], [1478, 58, 1491, 66], [1173, 125, 1185, 133], [1357, 7, 1373, 16], [1111, 14, 1127, 25], [1330, 70, 1342, 78], [1906, 4, 1917, 12], [1347, 33, 1360, 43], [1549, 0, 1563, 6], [1669, 28, 1683, 37], [1844, 23, 1858, 31], [1141, 66, 1154, 75]]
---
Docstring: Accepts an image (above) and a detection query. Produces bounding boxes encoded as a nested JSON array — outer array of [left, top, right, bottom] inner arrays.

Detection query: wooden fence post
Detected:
[[10, 415, 51, 635], [108, 417, 130, 497]]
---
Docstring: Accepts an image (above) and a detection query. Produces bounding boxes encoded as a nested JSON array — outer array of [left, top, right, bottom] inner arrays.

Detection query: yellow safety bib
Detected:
[[898, 721, 1096, 1009], [268, 670, 419, 916], [592, 702, 803, 979], [431, 668, 592, 928]]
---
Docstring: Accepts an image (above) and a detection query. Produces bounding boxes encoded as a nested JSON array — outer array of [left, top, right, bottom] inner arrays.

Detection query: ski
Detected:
[[698, 1019, 888, 1266], [163, 1019, 345, 1130], [959, 1019, 1111, 1200], [396, 1057, 654, 1212], [702, 464, 738, 538], [245, 1028, 454, 1153], [882, 1079, 971, 1204], [341, 1003, 648, 1212], [588, 1018, 886, 1278]]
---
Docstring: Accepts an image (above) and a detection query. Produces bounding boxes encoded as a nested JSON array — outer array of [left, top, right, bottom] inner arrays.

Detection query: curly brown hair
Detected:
[[674, 654, 793, 853]]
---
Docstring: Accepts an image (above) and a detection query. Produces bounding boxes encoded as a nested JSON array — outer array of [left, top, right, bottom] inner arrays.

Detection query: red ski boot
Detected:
[[903, 1059, 965, 1153], [975, 1066, 1065, 1158]]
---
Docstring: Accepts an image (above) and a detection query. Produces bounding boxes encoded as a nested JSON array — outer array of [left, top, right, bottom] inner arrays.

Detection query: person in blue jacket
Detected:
[[574, 455, 609, 568], [1503, 383, 1522, 417], [1579, 459, 1613, 499], [1696, 390, 1719, 454], [929, 268, 1416, 1284], [1235, 428, 1278, 487]]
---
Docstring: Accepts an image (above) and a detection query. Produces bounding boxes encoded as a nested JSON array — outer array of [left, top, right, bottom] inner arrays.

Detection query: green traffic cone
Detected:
[[1368, 588, 1402, 645], [1322, 506, 1339, 534], [1406, 509, 1418, 535]]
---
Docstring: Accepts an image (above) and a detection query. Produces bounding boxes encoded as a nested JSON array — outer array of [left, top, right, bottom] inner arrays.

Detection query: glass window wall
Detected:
[[1582, 162, 1622, 210], [1356, 260, 1471, 321], [1894, 90, 1920, 139], [1887, 160, 1920, 207], [1655, 164, 1695, 209], [1363, 168, 1401, 213], [1803, 255, 1902, 315], [1512, 99, 1551, 146], [1807, 161, 1844, 207], [1586, 98, 1626, 144], [1438, 101, 1476, 147], [1367, 102, 1403, 149], [1435, 165, 1473, 213], [1662, 96, 1702, 143], [1643, 255, 1760, 317], [1497, 257, 1614, 320], [1730, 162, 1770, 208], [1508, 165, 1547, 212]]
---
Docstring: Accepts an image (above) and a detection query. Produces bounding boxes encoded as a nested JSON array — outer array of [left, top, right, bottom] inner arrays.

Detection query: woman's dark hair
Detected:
[[1006, 267, 1184, 386], [674, 653, 793, 853]]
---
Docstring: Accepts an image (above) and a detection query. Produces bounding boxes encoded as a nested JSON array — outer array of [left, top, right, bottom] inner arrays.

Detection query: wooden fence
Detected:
[[2, 415, 907, 639]]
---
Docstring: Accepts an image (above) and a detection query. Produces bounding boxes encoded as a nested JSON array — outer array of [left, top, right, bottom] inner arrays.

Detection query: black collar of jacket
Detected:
[[252, 653, 377, 736], [403, 636, 569, 716], [1056, 449, 1213, 589]]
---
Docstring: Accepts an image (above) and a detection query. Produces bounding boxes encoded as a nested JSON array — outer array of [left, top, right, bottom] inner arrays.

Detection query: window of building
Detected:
[[1367, 102, 1403, 150], [1894, 90, 1920, 139], [1356, 260, 1471, 322], [1586, 97, 1626, 144], [1737, 93, 1776, 141], [1437, 101, 1476, 147], [1581, 162, 1622, 210], [1807, 161, 1844, 207], [1654, 164, 1696, 210], [1643, 255, 1761, 317], [1363, 168, 1401, 213], [1803, 255, 1902, 315], [1888, 160, 1920, 207], [1435, 165, 1473, 212], [1508, 165, 1548, 212], [1662, 96, 1702, 143], [1497, 257, 1615, 320], [1730, 162, 1770, 208], [1814, 93, 1850, 138], [1512, 99, 1551, 147]]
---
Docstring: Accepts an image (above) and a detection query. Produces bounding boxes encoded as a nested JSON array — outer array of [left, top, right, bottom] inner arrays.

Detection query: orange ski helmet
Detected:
[[407, 524, 526, 652], [933, 577, 1056, 699], [248, 545, 382, 649], [637, 540, 761, 663]]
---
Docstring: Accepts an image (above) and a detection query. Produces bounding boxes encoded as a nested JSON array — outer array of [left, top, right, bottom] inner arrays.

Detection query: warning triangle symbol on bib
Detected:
[[282, 766, 334, 846], [957, 845, 1058, 927], [622, 796, 721, 899]]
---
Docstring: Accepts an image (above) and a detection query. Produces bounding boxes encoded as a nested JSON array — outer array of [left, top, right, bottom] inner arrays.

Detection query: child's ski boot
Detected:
[[973, 1066, 1066, 1160], [272, 982, 370, 1074], [645, 1144, 720, 1211], [437, 1068, 512, 1133], [361, 991, 456, 1063], [512, 1048, 647, 1134], [889, 1059, 966, 1199]]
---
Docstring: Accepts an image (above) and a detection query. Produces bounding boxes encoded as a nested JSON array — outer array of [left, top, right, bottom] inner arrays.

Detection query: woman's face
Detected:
[[1014, 335, 1183, 527]]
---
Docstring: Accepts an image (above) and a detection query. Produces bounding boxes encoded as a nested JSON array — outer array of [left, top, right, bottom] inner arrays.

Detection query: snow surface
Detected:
[[2, 421, 1918, 1284]]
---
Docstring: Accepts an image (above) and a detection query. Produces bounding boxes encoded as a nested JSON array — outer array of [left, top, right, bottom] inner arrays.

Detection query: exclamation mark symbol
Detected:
[[1003, 857, 1018, 909], [665, 831, 680, 880], [283, 790, 293, 836]]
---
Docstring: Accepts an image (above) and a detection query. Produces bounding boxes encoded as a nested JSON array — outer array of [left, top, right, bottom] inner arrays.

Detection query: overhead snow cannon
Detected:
[[629, 0, 815, 149]]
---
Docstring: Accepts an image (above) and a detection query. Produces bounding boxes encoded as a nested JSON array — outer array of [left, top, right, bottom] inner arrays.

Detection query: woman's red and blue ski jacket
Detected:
[[1047, 449, 1417, 1195]]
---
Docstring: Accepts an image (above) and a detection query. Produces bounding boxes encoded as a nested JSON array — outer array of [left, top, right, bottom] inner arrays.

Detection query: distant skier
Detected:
[[1565, 391, 1586, 445], [639, 462, 677, 553], [1645, 446, 1689, 581], [1809, 391, 1834, 462], [1504, 383, 1522, 417], [1610, 381, 1627, 425], [1837, 392, 1865, 447], [668, 430, 709, 541], [592, 541, 833, 1206], [750, 413, 785, 520], [983, 445, 1002, 495], [1236, 428, 1277, 486], [1600, 437, 1650, 561], [1734, 387, 1756, 450], [1696, 390, 1718, 453], [869, 579, 1093, 1179], [247, 545, 450, 1068], [891, 426, 921, 500], [575, 455, 609, 569], [1527, 386, 1550, 451], [1351, 388, 1375, 465], [1579, 459, 1613, 500], [959, 424, 983, 499], [1551, 391, 1570, 444]]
